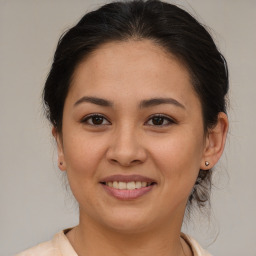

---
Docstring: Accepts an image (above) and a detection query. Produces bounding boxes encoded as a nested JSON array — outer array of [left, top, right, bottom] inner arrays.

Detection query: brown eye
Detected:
[[91, 116, 104, 125], [82, 114, 110, 126], [152, 116, 165, 125], [146, 115, 175, 126]]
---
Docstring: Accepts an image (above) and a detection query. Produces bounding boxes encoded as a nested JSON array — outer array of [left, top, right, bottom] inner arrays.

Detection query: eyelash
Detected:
[[81, 114, 176, 127], [81, 114, 111, 126], [146, 114, 176, 126]]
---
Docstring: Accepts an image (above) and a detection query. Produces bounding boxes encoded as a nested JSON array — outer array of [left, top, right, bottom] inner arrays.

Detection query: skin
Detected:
[[53, 40, 228, 256]]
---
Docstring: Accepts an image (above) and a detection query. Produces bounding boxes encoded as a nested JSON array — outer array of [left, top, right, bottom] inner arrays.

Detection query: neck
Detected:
[[66, 210, 192, 256]]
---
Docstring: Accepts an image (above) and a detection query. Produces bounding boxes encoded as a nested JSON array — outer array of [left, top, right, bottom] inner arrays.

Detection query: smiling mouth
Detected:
[[100, 181, 156, 190], [100, 175, 157, 199]]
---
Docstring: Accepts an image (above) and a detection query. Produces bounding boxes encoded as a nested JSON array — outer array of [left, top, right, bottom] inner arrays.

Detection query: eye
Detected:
[[81, 114, 111, 126], [146, 114, 175, 126]]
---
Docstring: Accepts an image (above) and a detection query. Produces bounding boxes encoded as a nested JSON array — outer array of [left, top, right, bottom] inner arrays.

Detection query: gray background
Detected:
[[1, 0, 255, 255]]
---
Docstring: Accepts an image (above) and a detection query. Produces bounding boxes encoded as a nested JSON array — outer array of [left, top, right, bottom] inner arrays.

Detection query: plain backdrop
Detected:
[[1, 0, 256, 255]]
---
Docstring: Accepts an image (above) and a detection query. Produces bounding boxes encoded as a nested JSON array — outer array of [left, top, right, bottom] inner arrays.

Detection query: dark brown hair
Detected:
[[43, 0, 229, 210]]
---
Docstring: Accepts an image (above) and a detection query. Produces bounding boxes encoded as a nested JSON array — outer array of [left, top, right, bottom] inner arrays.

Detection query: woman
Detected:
[[17, 0, 228, 255]]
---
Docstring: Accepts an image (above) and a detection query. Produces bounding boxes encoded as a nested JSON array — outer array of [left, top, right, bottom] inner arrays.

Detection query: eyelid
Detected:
[[81, 113, 111, 125], [145, 114, 176, 126], [80, 113, 176, 127]]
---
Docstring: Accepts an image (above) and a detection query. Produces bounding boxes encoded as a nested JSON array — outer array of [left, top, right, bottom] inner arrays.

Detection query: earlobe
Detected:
[[52, 127, 66, 171], [201, 112, 228, 170]]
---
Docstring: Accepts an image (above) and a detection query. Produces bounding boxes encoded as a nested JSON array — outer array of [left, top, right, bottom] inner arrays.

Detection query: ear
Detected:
[[52, 127, 66, 171], [200, 112, 229, 170]]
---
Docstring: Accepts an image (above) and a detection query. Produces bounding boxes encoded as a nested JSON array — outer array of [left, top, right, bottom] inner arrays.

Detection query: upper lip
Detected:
[[100, 174, 157, 183]]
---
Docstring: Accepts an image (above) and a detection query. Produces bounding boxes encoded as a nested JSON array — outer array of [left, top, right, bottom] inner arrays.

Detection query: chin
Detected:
[[106, 220, 152, 234], [97, 209, 156, 234]]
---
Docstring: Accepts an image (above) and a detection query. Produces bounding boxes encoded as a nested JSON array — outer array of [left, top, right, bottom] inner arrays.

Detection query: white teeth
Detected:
[[105, 181, 153, 190], [142, 181, 147, 187], [113, 181, 118, 189], [107, 181, 113, 187], [119, 182, 127, 189], [135, 181, 142, 189], [127, 181, 135, 190]]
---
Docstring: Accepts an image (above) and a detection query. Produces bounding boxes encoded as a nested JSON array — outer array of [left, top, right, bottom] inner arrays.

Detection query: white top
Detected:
[[16, 229, 212, 256]]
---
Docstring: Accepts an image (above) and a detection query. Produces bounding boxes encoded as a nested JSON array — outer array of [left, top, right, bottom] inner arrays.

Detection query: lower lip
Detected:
[[101, 184, 155, 200]]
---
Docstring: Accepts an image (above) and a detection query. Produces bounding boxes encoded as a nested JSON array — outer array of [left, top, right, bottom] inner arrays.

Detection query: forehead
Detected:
[[69, 40, 199, 108]]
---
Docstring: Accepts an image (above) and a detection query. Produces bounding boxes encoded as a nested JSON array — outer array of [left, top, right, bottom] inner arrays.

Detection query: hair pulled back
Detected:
[[43, 0, 229, 210]]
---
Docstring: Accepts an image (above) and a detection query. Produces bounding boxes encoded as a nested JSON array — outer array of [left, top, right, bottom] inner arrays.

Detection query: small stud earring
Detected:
[[205, 161, 210, 167]]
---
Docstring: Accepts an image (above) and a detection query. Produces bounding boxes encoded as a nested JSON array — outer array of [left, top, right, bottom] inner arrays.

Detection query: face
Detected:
[[56, 40, 210, 233]]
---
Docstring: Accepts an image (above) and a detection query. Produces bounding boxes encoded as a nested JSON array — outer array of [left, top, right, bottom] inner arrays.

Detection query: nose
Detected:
[[106, 125, 147, 167]]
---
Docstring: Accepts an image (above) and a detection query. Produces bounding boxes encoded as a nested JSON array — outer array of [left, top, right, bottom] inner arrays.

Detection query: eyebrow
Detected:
[[74, 96, 113, 107], [74, 96, 185, 109], [139, 97, 185, 109]]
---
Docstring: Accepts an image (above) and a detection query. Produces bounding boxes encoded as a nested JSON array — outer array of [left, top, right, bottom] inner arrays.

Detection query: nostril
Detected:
[[110, 159, 119, 164], [109, 158, 141, 167], [106, 142, 147, 167]]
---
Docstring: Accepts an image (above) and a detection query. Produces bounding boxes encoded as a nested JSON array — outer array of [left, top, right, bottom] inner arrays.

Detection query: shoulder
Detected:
[[181, 233, 212, 256], [15, 230, 77, 256], [15, 240, 59, 256]]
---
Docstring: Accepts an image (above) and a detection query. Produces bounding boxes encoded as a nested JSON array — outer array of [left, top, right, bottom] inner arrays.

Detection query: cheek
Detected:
[[150, 129, 204, 191], [62, 131, 107, 180], [62, 132, 109, 208]]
